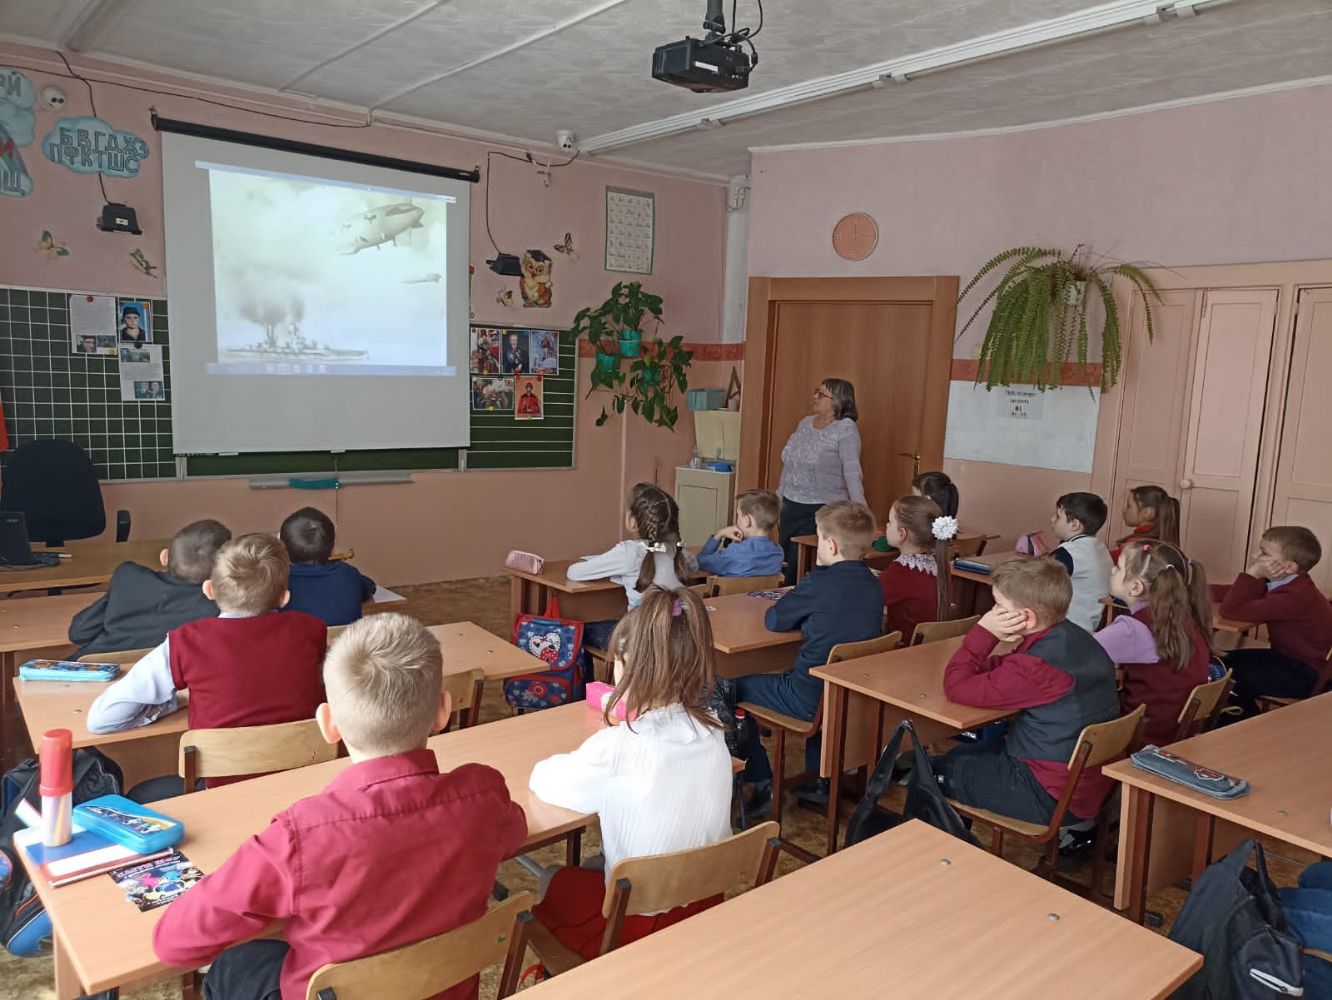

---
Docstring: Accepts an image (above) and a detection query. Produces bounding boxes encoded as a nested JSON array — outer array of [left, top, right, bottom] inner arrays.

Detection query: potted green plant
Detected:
[[571, 282, 691, 428], [957, 245, 1162, 391]]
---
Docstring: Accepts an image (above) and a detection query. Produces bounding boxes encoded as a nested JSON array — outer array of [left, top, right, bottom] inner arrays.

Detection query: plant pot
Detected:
[[595, 351, 619, 372], [617, 329, 643, 358]]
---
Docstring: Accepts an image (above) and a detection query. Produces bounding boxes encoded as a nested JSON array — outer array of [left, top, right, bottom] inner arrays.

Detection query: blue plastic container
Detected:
[[73, 795, 184, 855]]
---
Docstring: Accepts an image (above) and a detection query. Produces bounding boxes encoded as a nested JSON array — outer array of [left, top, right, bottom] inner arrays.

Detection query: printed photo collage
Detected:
[[470, 327, 557, 420]]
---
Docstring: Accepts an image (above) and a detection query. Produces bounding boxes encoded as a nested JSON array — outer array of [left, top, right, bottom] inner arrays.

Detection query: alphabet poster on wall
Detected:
[[43, 116, 150, 178], [605, 187, 654, 274]]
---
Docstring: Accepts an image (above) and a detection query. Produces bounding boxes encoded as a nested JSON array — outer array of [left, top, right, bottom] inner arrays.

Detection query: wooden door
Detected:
[[763, 301, 934, 518], [1109, 289, 1201, 542], [740, 277, 956, 526], [1269, 286, 1332, 593], [1178, 289, 1278, 579]]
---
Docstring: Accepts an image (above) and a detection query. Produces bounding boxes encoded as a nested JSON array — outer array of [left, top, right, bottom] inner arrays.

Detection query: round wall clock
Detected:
[[832, 212, 879, 262]]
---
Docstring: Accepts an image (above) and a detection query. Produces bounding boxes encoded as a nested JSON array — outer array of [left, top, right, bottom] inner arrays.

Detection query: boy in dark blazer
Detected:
[[69, 519, 231, 658], [733, 500, 884, 816]]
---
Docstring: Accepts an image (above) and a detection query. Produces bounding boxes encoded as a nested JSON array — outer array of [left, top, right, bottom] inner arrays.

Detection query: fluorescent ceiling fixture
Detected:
[[580, 0, 1235, 153]]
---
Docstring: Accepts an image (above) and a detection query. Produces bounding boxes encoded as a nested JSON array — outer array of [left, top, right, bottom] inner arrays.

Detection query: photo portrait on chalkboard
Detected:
[[119, 301, 153, 346], [514, 377, 544, 421]]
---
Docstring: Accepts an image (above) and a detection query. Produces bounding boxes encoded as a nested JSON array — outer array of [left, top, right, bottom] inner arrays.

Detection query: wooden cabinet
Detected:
[[675, 467, 735, 548]]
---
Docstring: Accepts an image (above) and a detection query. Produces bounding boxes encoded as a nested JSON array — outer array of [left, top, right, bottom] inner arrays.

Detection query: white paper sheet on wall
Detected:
[[943, 382, 1100, 472]]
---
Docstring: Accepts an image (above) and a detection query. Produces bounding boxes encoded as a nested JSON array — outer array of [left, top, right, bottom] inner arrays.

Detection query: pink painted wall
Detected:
[[747, 83, 1332, 546], [0, 43, 728, 583]]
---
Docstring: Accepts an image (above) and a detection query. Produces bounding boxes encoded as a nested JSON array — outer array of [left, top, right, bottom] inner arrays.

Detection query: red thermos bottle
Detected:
[[39, 728, 74, 847]]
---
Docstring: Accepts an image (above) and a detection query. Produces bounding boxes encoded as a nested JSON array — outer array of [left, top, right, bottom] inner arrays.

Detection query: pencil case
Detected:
[[19, 659, 120, 683], [952, 558, 991, 575], [1129, 745, 1250, 799], [504, 550, 544, 574], [586, 681, 637, 722], [73, 795, 184, 854]]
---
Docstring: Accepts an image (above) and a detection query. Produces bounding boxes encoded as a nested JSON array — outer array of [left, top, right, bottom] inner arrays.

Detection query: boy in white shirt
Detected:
[[1049, 492, 1113, 633]]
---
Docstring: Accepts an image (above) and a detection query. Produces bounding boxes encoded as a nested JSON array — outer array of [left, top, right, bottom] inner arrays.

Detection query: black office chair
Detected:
[[0, 439, 130, 547]]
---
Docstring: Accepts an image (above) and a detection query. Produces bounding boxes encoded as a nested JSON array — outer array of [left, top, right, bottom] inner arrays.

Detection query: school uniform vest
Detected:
[[1119, 608, 1210, 746], [1056, 534, 1113, 633], [168, 612, 327, 734], [1005, 620, 1120, 765]]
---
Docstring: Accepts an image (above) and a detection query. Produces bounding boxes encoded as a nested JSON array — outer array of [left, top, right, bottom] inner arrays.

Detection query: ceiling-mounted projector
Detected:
[[652, 0, 759, 93]]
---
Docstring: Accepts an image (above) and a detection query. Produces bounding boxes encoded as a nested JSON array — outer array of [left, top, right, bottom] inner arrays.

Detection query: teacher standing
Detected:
[[776, 378, 866, 585]]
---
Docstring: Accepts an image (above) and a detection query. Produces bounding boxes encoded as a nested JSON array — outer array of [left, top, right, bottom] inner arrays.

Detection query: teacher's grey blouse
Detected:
[[777, 416, 866, 506]]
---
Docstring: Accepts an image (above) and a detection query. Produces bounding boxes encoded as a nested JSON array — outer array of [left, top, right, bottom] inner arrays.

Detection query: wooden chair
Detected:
[[948, 535, 987, 559], [709, 573, 783, 597], [305, 891, 534, 1000], [442, 668, 485, 730], [948, 704, 1145, 895], [1173, 670, 1233, 741], [77, 647, 152, 665], [527, 822, 780, 977], [738, 632, 901, 861], [909, 614, 981, 647], [179, 718, 339, 792], [1256, 648, 1332, 713]]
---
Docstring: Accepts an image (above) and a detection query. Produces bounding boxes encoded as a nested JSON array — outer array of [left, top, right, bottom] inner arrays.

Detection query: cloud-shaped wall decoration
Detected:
[[0, 67, 36, 147], [42, 115, 151, 178]]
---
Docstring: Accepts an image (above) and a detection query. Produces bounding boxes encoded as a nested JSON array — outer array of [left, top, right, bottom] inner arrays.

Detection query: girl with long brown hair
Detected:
[[528, 586, 732, 958], [1094, 540, 1214, 745], [878, 494, 955, 641], [565, 483, 692, 604], [1111, 485, 1180, 562]]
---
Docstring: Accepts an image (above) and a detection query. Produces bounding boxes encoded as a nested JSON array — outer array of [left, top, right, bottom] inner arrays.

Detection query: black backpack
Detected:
[[844, 719, 979, 849], [1168, 838, 1304, 998], [0, 749, 123, 956]]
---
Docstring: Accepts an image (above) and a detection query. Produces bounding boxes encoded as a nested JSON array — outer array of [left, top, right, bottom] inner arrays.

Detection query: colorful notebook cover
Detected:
[[14, 825, 169, 887], [18, 659, 119, 682], [109, 851, 205, 912]]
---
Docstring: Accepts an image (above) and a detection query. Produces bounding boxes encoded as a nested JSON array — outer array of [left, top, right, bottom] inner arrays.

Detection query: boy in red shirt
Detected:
[[154, 613, 528, 1000], [1220, 526, 1332, 718], [934, 558, 1121, 826]]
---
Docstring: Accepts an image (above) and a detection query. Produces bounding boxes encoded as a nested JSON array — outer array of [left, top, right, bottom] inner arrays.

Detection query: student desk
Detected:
[[1101, 596, 1259, 638], [12, 622, 540, 788], [524, 819, 1201, 1000], [791, 530, 997, 580], [703, 591, 801, 678], [18, 701, 602, 1000], [0, 538, 167, 596], [506, 558, 628, 624], [1107, 691, 1332, 924], [811, 635, 1012, 856]]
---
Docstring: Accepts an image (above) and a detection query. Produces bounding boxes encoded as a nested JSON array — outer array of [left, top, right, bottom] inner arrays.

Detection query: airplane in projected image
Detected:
[[337, 202, 424, 254]]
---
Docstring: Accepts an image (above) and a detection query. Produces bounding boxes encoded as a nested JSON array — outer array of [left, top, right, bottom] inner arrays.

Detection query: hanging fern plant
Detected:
[[957, 246, 1161, 391]]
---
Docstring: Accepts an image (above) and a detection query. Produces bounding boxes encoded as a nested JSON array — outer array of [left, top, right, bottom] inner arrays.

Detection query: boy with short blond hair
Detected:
[[88, 533, 327, 797], [935, 557, 1120, 827], [1220, 525, 1332, 717], [732, 500, 884, 814], [69, 518, 231, 657], [697, 488, 784, 577], [154, 614, 527, 1000]]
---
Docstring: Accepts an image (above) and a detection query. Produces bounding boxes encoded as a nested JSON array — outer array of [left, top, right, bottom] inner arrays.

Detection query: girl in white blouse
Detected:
[[528, 585, 733, 959]]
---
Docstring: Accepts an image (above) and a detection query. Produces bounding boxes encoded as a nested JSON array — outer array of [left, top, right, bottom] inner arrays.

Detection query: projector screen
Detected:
[[161, 130, 472, 454]]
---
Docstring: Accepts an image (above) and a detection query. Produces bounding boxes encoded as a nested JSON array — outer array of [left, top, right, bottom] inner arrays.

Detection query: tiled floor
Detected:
[[0, 576, 1316, 998]]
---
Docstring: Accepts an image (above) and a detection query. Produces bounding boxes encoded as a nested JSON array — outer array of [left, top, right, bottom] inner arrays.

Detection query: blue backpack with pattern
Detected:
[[504, 599, 585, 711]]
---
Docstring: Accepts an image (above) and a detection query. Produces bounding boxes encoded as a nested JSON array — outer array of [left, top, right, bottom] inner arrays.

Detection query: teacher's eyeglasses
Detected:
[[812, 388, 832, 400]]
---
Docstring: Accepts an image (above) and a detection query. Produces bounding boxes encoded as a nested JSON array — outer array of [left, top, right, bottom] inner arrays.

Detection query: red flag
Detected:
[[0, 391, 9, 452]]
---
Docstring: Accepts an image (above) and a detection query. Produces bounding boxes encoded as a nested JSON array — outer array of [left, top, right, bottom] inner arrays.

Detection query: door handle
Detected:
[[1179, 479, 1193, 490], [899, 451, 921, 478]]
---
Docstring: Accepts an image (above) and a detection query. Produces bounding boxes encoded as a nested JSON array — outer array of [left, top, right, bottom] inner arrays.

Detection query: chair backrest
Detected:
[[1174, 670, 1233, 741], [179, 718, 338, 789], [0, 439, 105, 545], [910, 614, 981, 647], [827, 631, 903, 664], [1070, 704, 1146, 770], [948, 535, 986, 559], [78, 647, 152, 665], [599, 822, 779, 953], [442, 668, 485, 730], [305, 891, 534, 1000], [709, 574, 783, 597]]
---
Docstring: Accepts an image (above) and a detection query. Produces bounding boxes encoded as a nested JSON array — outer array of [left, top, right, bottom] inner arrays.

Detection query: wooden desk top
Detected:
[[1100, 596, 1257, 635], [0, 593, 100, 655], [523, 820, 1200, 1000], [949, 549, 1025, 585], [20, 702, 599, 997], [0, 539, 167, 595], [811, 635, 1009, 731], [14, 622, 539, 751], [1105, 692, 1332, 859], [503, 558, 622, 594], [703, 592, 800, 655]]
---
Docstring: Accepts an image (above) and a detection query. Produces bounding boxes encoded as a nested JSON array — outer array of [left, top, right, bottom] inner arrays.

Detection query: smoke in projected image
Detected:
[[206, 164, 453, 375]]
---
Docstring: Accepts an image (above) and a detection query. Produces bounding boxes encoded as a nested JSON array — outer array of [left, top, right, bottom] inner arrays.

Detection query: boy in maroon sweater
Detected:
[[1220, 526, 1332, 718], [155, 614, 527, 1000], [934, 558, 1121, 827]]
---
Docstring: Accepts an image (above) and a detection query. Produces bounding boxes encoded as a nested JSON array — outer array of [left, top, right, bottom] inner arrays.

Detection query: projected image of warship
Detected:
[[221, 317, 368, 364]]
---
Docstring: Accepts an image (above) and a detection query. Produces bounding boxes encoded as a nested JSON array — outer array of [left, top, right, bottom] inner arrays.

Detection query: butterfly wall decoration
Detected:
[[37, 230, 70, 259], [553, 232, 577, 261]]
